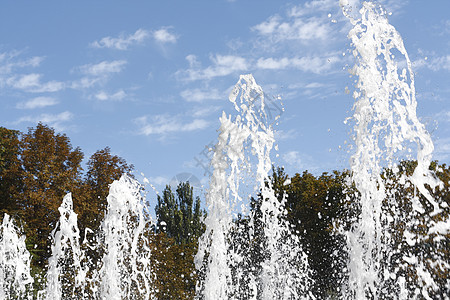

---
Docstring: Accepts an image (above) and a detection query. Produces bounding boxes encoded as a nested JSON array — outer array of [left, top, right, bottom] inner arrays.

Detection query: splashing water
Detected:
[[44, 193, 85, 300], [0, 2, 448, 299], [0, 214, 34, 299], [96, 175, 154, 299], [340, 1, 448, 299], [196, 74, 312, 300]]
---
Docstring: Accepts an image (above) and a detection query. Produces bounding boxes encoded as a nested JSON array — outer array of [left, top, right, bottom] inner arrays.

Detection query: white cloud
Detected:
[[91, 28, 150, 50], [148, 176, 169, 186], [192, 105, 221, 118], [180, 88, 222, 102], [79, 60, 127, 76], [256, 55, 341, 74], [6, 73, 64, 93], [282, 150, 317, 172], [253, 16, 282, 35], [153, 27, 178, 44], [186, 54, 200, 68], [135, 114, 209, 137], [0, 55, 44, 74], [72, 60, 127, 89], [429, 55, 450, 72], [15, 111, 73, 131], [288, 0, 337, 17], [95, 89, 127, 101], [16, 96, 59, 109], [413, 55, 450, 72], [434, 137, 450, 162], [178, 54, 249, 81], [253, 16, 333, 42], [274, 129, 297, 141]]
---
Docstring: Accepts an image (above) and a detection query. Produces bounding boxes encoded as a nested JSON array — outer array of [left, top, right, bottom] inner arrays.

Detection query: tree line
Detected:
[[0, 123, 448, 299]]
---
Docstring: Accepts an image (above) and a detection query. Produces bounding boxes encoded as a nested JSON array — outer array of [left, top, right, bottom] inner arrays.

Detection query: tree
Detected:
[[150, 232, 198, 300], [0, 127, 23, 217], [19, 123, 84, 271], [153, 182, 205, 299], [155, 182, 203, 244], [381, 160, 450, 298], [279, 169, 348, 298], [77, 147, 134, 234]]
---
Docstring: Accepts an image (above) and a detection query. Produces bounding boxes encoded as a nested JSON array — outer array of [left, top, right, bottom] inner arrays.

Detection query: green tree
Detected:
[[153, 181, 205, 299], [155, 182, 203, 244]]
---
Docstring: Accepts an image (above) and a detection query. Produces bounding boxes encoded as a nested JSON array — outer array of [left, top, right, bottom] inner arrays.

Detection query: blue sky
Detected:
[[1, 0, 449, 195]]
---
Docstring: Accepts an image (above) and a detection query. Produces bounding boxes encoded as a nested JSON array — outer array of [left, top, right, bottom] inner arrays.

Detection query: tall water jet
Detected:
[[0, 214, 34, 299], [96, 174, 154, 299], [44, 193, 85, 300], [341, 1, 448, 298], [196, 74, 312, 299]]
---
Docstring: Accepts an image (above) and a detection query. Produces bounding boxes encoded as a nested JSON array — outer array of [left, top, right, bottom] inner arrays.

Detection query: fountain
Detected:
[[0, 214, 34, 299], [340, 1, 448, 299], [195, 74, 313, 300], [44, 193, 85, 300], [0, 1, 449, 299]]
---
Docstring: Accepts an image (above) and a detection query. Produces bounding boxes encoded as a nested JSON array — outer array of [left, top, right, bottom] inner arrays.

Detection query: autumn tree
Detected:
[[277, 169, 349, 299], [381, 160, 450, 298], [76, 147, 134, 234], [0, 127, 23, 217], [19, 123, 84, 271]]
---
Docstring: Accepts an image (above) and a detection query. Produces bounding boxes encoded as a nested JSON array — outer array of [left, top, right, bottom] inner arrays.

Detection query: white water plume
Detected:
[[196, 74, 312, 300], [341, 1, 448, 299], [0, 214, 34, 300], [44, 193, 85, 300], [97, 174, 154, 300]]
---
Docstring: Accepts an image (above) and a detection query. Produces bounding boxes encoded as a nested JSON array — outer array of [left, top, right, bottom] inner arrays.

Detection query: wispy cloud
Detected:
[[252, 0, 341, 45], [282, 150, 318, 172], [148, 176, 170, 187], [252, 16, 333, 43], [256, 55, 341, 73], [135, 114, 210, 137], [413, 55, 450, 72], [78, 60, 127, 76], [191, 105, 221, 118], [16, 96, 59, 109], [288, 0, 337, 16], [153, 27, 178, 44], [274, 129, 297, 141], [180, 88, 222, 102], [434, 137, 450, 162], [0, 53, 44, 74], [72, 60, 127, 89], [91, 28, 150, 50], [94, 89, 127, 101], [178, 54, 249, 81], [6, 73, 64, 93], [15, 111, 73, 131]]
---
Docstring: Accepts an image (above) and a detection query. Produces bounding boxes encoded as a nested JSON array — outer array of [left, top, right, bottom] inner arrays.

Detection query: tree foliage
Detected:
[[0, 124, 133, 278], [0, 123, 448, 299], [155, 182, 204, 245], [153, 182, 205, 299], [0, 127, 23, 216]]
